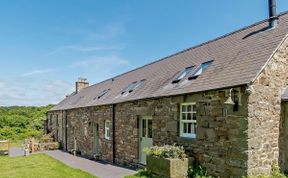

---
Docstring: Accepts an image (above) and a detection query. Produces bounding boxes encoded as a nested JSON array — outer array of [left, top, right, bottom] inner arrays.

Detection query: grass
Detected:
[[0, 154, 97, 178], [124, 170, 154, 178]]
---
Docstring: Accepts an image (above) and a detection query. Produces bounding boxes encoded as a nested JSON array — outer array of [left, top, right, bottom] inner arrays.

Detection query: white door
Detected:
[[139, 116, 153, 164]]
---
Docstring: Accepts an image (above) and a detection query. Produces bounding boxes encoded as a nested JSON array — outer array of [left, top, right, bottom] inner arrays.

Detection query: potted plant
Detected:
[[144, 145, 190, 178], [93, 152, 102, 161], [70, 148, 81, 156]]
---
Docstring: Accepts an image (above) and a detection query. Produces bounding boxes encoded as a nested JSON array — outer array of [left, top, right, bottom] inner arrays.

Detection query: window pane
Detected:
[[148, 120, 152, 138], [187, 105, 192, 112], [194, 67, 203, 76], [182, 113, 187, 120], [177, 71, 186, 80], [142, 120, 146, 137], [182, 105, 187, 112], [183, 123, 187, 133], [106, 128, 110, 138], [193, 114, 197, 121], [188, 123, 192, 134], [187, 113, 192, 120], [192, 105, 196, 112], [189, 61, 213, 79], [173, 67, 193, 83]]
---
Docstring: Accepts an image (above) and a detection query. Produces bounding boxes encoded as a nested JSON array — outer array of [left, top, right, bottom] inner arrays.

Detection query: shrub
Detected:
[[134, 170, 153, 178], [39, 134, 54, 143], [244, 164, 286, 178], [144, 144, 186, 159], [188, 162, 212, 178]]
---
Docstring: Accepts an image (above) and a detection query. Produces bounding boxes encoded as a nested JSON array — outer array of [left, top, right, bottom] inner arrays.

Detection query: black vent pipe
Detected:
[[268, 0, 278, 28]]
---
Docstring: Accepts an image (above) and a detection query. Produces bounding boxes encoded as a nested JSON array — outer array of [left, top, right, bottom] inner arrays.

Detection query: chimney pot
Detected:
[[268, 0, 278, 28], [76, 78, 89, 93]]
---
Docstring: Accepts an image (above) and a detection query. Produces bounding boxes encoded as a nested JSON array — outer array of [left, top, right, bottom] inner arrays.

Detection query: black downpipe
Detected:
[[268, 0, 278, 28], [112, 104, 116, 164], [65, 111, 68, 151]]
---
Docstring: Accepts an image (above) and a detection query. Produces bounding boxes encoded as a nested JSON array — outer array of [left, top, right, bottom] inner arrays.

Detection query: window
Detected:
[[121, 79, 145, 95], [94, 89, 110, 100], [104, 120, 111, 140], [180, 103, 197, 138], [172, 66, 193, 83], [188, 60, 213, 80], [141, 119, 152, 138]]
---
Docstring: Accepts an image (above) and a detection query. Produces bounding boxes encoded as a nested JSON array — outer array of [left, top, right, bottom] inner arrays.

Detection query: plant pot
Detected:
[[146, 156, 189, 178]]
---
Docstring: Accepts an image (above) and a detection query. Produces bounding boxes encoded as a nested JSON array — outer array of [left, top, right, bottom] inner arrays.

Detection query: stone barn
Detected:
[[47, 10, 288, 177]]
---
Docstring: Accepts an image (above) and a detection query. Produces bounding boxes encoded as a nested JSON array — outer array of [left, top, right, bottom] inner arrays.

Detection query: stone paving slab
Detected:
[[45, 150, 136, 178], [9, 147, 25, 157]]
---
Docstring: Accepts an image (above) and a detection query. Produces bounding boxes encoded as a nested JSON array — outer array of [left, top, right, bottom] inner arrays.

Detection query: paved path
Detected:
[[45, 150, 136, 178], [9, 147, 25, 157]]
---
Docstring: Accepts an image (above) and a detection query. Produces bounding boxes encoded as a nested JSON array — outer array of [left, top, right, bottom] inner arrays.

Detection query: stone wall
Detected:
[[65, 106, 114, 162], [247, 36, 288, 176], [47, 111, 63, 143], [48, 87, 249, 177], [114, 91, 248, 176]]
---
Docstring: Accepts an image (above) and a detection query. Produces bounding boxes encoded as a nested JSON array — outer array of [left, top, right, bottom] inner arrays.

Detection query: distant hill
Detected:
[[0, 105, 53, 140]]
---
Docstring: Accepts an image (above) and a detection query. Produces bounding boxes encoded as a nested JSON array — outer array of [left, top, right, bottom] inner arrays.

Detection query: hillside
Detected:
[[0, 105, 53, 140]]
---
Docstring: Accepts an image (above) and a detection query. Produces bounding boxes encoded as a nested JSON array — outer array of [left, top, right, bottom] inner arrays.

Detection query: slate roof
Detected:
[[51, 12, 288, 111]]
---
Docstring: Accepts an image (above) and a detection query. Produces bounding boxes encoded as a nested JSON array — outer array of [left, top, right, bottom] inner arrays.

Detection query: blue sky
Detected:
[[0, 0, 287, 106]]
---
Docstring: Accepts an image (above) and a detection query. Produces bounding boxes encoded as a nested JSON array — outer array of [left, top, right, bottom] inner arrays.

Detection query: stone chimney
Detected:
[[76, 78, 89, 93]]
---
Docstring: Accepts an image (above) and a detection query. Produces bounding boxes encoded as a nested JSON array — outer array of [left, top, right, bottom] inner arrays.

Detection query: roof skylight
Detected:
[[172, 66, 193, 83], [188, 60, 213, 80], [94, 89, 110, 100], [121, 79, 145, 95]]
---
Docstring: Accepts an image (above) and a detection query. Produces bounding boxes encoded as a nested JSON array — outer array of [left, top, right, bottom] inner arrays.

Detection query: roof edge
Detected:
[[251, 34, 288, 84], [49, 83, 247, 112]]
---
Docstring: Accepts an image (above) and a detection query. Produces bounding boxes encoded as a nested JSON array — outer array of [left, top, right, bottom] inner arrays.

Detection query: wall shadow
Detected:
[[279, 101, 288, 172]]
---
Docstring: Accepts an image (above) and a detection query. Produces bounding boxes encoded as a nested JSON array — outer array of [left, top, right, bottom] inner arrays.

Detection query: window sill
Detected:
[[104, 138, 111, 141], [177, 136, 197, 144], [180, 134, 196, 139]]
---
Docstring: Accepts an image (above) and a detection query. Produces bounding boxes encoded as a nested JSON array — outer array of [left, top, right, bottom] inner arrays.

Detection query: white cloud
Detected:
[[0, 21, 129, 106], [87, 23, 126, 40], [60, 22, 126, 41], [0, 81, 6, 89], [70, 55, 130, 68], [48, 44, 126, 55], [0, 78, 74, 106], [22, 69, 53, 77]]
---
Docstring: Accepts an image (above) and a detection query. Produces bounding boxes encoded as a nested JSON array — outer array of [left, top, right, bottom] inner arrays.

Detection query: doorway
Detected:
[[139, 116, 153, 164], [93, 123, 100, 155]]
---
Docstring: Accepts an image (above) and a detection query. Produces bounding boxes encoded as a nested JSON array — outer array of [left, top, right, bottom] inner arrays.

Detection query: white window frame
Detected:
[[172, 66, 194, 83], [104, 120, 111, 140], [180, 103, 197, 138], [188, 60, 213, 80]]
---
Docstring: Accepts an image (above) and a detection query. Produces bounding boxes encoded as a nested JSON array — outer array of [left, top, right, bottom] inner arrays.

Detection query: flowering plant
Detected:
[[144, 144, 186, 159]]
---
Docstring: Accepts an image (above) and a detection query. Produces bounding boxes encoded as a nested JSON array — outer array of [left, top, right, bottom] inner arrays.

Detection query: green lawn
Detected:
[[0, 154, 97, 178], [124, 170, 154, 178]]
